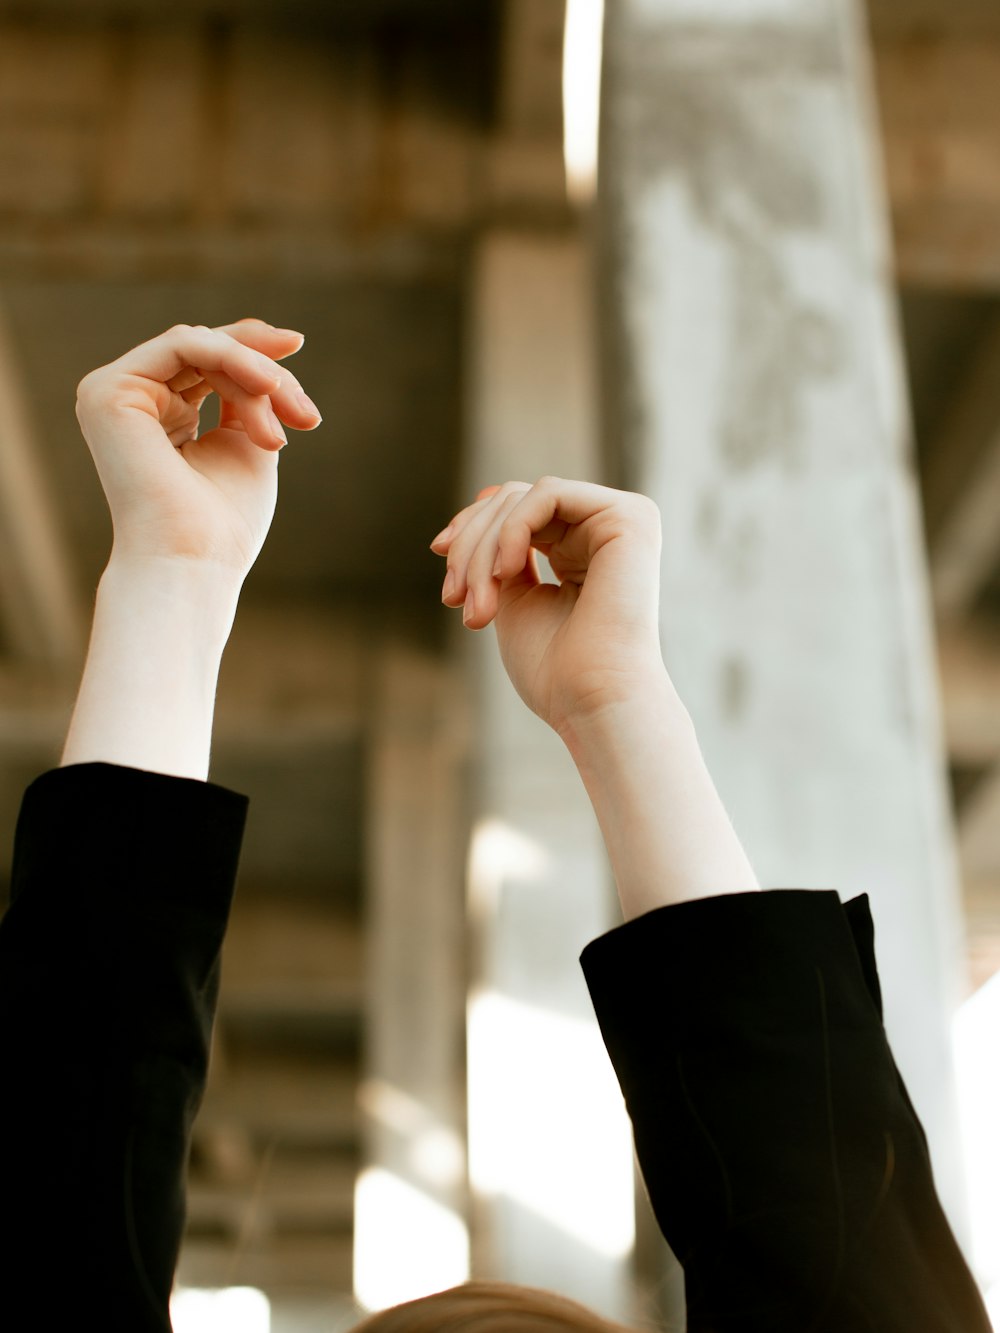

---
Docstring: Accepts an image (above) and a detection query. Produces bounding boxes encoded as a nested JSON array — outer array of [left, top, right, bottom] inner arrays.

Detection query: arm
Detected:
[[433, 477, 990, 1332], [63, 318, 321, 778], [0, 320, 321, 1326], [432, 476, 758, 919]]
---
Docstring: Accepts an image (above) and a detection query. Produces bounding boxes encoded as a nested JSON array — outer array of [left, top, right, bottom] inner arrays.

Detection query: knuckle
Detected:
[[631, 491, 661, 524], [75, 367, 108, 408]]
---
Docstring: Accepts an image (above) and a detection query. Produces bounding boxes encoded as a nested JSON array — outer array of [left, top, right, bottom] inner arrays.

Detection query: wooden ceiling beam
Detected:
[[176, 1234, 354, 1292], [929, 428, 1000, 620], [874, 35, 1000, 289], [0, 308, 83, 666], [936, 619, 1000, 765], [956, 762, 1000, 887]]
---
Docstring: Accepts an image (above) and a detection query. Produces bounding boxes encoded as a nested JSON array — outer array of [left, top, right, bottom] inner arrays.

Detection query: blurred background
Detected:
[[1, 0, 1000, 1329]]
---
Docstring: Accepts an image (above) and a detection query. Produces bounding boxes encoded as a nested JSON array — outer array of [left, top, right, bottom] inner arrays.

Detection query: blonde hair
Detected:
[[351, 1282, 638, 1333]]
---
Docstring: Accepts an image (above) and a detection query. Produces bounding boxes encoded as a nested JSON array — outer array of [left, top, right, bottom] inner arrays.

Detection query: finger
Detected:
[[180, 380, 214, 411], [167, 367, 206, 394], [216, 319, 322, 428], [441, 482, 531, 609], [461, 491, 543, 628], [431, 482, 530, 556], [114, 324, 284, 398], [490, 477, 629, 585], [198, 367, 286, 451], [216, 317, 306, 361]]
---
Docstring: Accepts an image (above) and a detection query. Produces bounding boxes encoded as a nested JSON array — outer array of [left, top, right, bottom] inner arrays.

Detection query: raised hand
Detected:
[[63, 318, 321, 780], [431, 477, 665, 738], [433, 476, 759, 916], [75, 318, 321, 579]]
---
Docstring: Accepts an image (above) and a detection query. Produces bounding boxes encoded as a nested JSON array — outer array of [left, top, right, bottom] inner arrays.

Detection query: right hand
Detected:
[[75, 319, 322, 581], [432, 477, 666, 737]]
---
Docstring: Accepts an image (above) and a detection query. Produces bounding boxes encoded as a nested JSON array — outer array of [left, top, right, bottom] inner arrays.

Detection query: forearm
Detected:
[[560, 669, 759, 920], [61, 556, 242, 781]]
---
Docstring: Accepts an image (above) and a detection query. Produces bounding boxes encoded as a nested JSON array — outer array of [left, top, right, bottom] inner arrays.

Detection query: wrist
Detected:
[[557, 669, 759, 919], [557, 668, 695, 770], [61, 556, 243, 780], [98, 553, 243, 656]]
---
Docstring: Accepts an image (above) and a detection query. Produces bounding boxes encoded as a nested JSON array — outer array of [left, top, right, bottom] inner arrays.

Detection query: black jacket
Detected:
[[0, 764, 991, 1331]]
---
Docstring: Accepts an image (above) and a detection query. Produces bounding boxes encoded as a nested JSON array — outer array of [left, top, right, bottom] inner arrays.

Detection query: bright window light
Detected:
[[953, 969, 1000, 1293], [354, 1167, 470, 1311], [468, 989, 634, 1259], [562, 0, 605, 206], [467, 818, 550, 923], [987, 1282, 1000, 1328], [171, 1287, 270, 1333]]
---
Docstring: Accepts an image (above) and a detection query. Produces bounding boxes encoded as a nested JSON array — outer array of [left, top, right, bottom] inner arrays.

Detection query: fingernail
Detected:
[[430, 525, 453, 549], [269, 408, 287, 447], [463, 590, 475, 625], [492, 552, 502, 578], [442, 569, 456, 602], [295, 389, 322, 422]]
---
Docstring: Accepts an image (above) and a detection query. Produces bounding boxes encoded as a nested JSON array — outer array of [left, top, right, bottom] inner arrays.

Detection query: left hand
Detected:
[[431, 476, 666, 738]]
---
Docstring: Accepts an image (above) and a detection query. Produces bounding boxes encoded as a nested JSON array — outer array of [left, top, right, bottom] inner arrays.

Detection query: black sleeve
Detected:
[[580, 889, 992, 1333], [0, 763, 248, 1332]]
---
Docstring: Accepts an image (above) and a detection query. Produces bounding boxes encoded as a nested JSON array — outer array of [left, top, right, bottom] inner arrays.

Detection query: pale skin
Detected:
[[63, 322, 757, 921]]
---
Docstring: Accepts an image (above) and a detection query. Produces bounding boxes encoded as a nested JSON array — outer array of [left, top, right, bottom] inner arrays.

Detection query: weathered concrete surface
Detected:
[[600, 0, 970, 1238], [463, 234, 637, 1320]]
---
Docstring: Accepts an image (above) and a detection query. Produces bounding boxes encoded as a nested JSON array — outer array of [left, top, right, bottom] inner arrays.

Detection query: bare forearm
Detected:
[[60, 557, 241, 781], [560, 670, 760, 921]]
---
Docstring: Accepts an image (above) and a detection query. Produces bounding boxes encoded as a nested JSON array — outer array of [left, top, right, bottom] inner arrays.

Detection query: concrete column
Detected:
[[355, 641, 471, 1311], [600, 0, 969, 1233], [463, 233, 637, 1321]]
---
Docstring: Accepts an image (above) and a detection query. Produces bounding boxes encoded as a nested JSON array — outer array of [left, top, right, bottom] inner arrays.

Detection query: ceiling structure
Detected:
[[1, 0, 1000, 1315]]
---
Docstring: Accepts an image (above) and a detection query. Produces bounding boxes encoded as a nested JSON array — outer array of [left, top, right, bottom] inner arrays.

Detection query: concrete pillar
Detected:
[[355, 641, 470, 1310], [463, 233, 637, 1321], [600, 0, 969, 1234]]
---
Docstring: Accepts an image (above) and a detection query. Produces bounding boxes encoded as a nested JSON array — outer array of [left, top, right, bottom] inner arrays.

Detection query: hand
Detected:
[[74, 319, 322, 581], [435, 478, 759, 916], [432, 477, 666, 736]]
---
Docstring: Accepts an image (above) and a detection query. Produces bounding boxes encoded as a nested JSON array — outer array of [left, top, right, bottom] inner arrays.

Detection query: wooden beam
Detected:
[[0, 307, 83, 665], [929, 427, 1000, 619], [197, 1056, 359, 1147], [187, 1158, 357, 1234], [936, 619, 1000, 765], [176, 1234, 354, 1292], [221, 900, 364, 1003], [963, 877, 1000, 992], [956, 762, 1000, 885], [874, 36, 1000, 288]]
